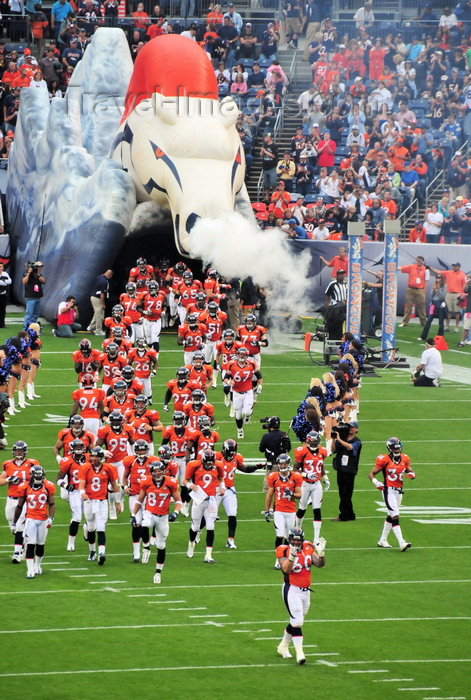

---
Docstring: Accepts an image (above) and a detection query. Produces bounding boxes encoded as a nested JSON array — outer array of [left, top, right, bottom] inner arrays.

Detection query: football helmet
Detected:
[[222, 439, 237, 460], [222, 329, 235, 345], [81, 373, 95, 388], [201, 449, 216, 469], [147, 280, 159, 294], [134, 439, 149, 459], [198, 415, 212, 432], [207, 268, 218, 279], [112, 304, 124, 318], [150, 460, 165, 483], [174, 261, 187, 276], [89, 446, 105, 468], [387, 437, 402, 463], [157, 444, 173, 465], [288, 526, 305, 551], [113, 379, 127, 397], [207, 301, 219, 317], [244, 313, 257, 330], [187, 313, 198, 328], [134, 394, 148, 411], [136, 278, 146, 289], [195, 291, 207, 306], [70, 414, 84, 434], [236, 347, 249, 364], [12, 440, 28, 460], [176, 366, 189, 382], [109, 410, 124, 430], [79, 338, 92, 357], [306, 431, 320, 451], [70, 439, 86, 457], [136, 338, 147, 350], [126, 282, 137, 296], [121, 365, 134, 382], [106, 342, 119, 358], [192, 351, 204, 367], [159, 258, 169, 273], [29, 465, 45, 490], [173, 411, 186, 428], [183, 270, 194, 284], [136, 256, 147, 269], [112, 326, 124, 340], [192, 389, 206, 407], [276, 453, 291, 478]]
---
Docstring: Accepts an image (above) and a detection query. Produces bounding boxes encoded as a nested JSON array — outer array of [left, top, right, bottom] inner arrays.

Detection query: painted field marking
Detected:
[[70, 574, 107, 578], [372, 679, 414, 683], [189, 614, 228, 618], [51, 568, 87, 572], [423, 697, 466, 699], [232, 630, 251, 633], [316, 660, 337, 667], [0, 663, 295, 678], [398, 688, 440, 692], [348, 669, 389, 674], [127, 594, 166, 598], [168, 607, 206, 611], [147, 600, 186, 605], [254, 637, 281, 641], [89, 580, 126, 584]]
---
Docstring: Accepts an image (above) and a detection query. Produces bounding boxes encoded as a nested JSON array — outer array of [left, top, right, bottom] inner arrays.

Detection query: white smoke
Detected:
[[189, 212, 313, 338]]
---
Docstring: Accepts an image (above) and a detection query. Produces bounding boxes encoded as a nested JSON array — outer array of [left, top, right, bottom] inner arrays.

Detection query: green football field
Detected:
[[1, 318, 470, 700]]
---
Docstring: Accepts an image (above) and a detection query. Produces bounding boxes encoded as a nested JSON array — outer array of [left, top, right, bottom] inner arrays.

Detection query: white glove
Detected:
[[46, 517, 54, 529], [289, 544, 298, 558], [315, 537, 326, 557], [163, 404, 169, 412], [372, 477, 384, 491], [256, 384, 262, 394], [10, 523, 17, 535], [323, 477, 330, 492], [56, 455, 62, 465], [150, 370, 156, 378]]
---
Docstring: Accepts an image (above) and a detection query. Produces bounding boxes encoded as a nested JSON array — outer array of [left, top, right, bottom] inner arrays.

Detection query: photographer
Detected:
[[0, 262, 12, 329], [54, 295, 82, 338], [259, 416, 292, 475], [22, 261, 45, 331], [330, 421, 362, 522], [276, 152, 296, 193]]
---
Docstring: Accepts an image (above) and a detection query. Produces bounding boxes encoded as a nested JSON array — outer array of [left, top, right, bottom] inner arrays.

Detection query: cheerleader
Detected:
[[26, 323, 42, 401]]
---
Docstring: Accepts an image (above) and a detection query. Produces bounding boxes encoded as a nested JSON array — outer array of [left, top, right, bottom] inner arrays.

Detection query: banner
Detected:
[[381, 233, 399, 361], [346, 227, 364, 337]]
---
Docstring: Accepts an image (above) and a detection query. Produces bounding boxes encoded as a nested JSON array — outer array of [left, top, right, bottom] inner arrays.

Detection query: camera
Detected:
[[331, 422, 351, 441], [260, 416, 271, 430]]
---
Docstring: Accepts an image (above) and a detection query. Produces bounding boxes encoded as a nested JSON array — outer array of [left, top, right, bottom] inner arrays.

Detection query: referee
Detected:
[[325, 269, 348, 306]]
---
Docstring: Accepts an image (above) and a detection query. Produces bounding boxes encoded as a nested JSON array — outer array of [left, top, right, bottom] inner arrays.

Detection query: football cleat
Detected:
[[195, 530, 201, 543], [244, 414, 251, 424], [141, 547, 151, 564], [34, 566, 43, 575], [67, 543, 75, 552], [187, 541, 195, 558], [98, 554, 106, 566], [87, 550, 96, 561], [237, 428, 244, 439], [399, 542, 412, 552], [277, 642, 293, 659], [377, 539, 392, 549], [296, 648, 306, 665], [180, 503, 189, 518], [226, 539, 237, 549], [224, 393, 231, 407], [204, 555, 215, 564], [153, 572, 161, 584], [26, 572, 35, 579], [11, 553, 21, 564], [83, 523, 89, 542]]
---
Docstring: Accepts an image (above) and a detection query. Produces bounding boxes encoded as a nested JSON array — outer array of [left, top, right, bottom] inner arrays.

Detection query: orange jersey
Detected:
[[80, 462, 118, 499], [141, 291, 166, 321], [139, 475, 179, 515], [276, 541, 316, 588], [185, 460, 224, 496], [123, 454, 155, 495], [72, 387, 105, 419], [165, 460, 179, 478], [192, 429, 220, 458], [2, 458, 39, 498], [375, 453, 411, 488], [58, 455, 86, 490], [267, 471, 303, 513], [166, 268, 185, 289], [166, 379, 200, 411], [103, 337, 132, 360], [182, 402, 215, 431], [186, 364, 213, 388], [215, 339, 243, 369], [161, 425, 197, 458], [104, 316, 132, 334], [186, 302, 207, 317], [174, 280, 203, 307], [128, 348, 157, 378], [237, 324, 267, 356], [294, 446, 328, 482], [18, 480, 56, 521], [215, 452, 244, 488], [109, 376, 144, 396], [119, 292, 144, 322], [98, 352, 127, 383], [56, 428, 94, 457], [72, 348, 101, 383], [226, 358, 257, 392], [104, 393, 136, 415], [178, 322, 207, 352], [198, 310, 227, 342], [124, 408, 161, 443], [129, 264, 154, 283], [203, 277, 222, 299], [97, 425, 134, 462]]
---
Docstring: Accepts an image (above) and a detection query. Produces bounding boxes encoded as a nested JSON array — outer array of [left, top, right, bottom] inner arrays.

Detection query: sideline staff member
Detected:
[[22, 261, 45, 330], [398, 255, 427, 327], [331, 421, 362, 522]]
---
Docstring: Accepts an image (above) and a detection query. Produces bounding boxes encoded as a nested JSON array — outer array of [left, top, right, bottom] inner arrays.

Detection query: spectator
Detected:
[[276, 152, 296, 192], [317, 130, 336, 170], [260, 133, 278, 201], [260, 23, 279, 62], [224, 2, 243, 33], [54, 295, 82, 337], [238, 22, 257, 59], [302, 0, 321, 62], [353, 2, 375, 29], [218, 16, 239, 70], [51, 0, 74, 39], [295, 154, 314, 196]]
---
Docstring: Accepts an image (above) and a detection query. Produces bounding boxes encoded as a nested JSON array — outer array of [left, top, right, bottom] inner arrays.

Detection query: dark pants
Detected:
[[0, 293, 7, 327], [413, 372, 436, 386], [420, 305, 447, 339], [336, 470, 356, 521]]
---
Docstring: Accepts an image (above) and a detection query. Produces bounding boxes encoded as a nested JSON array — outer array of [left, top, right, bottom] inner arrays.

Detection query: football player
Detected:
[[70, 373, 105, 438], [265, 454, 303, 569], [0, 440, 39, 562], [128, 256, 155, 284], [178, 313, 207, 366], [72, 338, 100, 386], [163, 366, 199, 414], [215, 329, 243, 410], [141, 280, 166, 356], [215, 439, 262, 549], [103, 378, 136, 418], [96, 410, 134, 517], [203, 267, 229, 302], [188, 415, 219, 461], [185, 290, 207, 318], [184, 449, 225, 563], [120, 282, 145, 343], [104, 326, 132, 360], [198, 301, 227, 386], [161, 411, 197, 517], [157, 444, 179, 479], [173, 269, 203, 325], [369, 437, 416, 551], [53, 414, 94, 464], [56, 438, 87, 551], [122, 440, 155, 562], [132, 460, 182, 584], [186, 351, 213, 392], [165, 260, 188, 325], [104, 304, 132, 338], [98, 341, 127, 393], [125, 394, 163, 453], [182, 389, 215, 430], [224, 346, 262, 439], [276, 527, 326, 665], [128, 338, 158, 401], [111, 364, 144, 397], [13, 465, 56, 579], [237, 313, 268, 371], [79, 446, 119, 564], [294, 431, 330, 544]]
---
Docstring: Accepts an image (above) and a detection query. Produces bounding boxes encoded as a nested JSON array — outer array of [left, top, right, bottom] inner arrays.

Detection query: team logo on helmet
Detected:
[[12, 440, 28, 460], [222, 439, 237, 460], [201, 449, 216, 469], [79, 338, 92, 356], [288, 526, 305, 550], [29, 465, 45, 490], [81, 373, 95, 388]]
